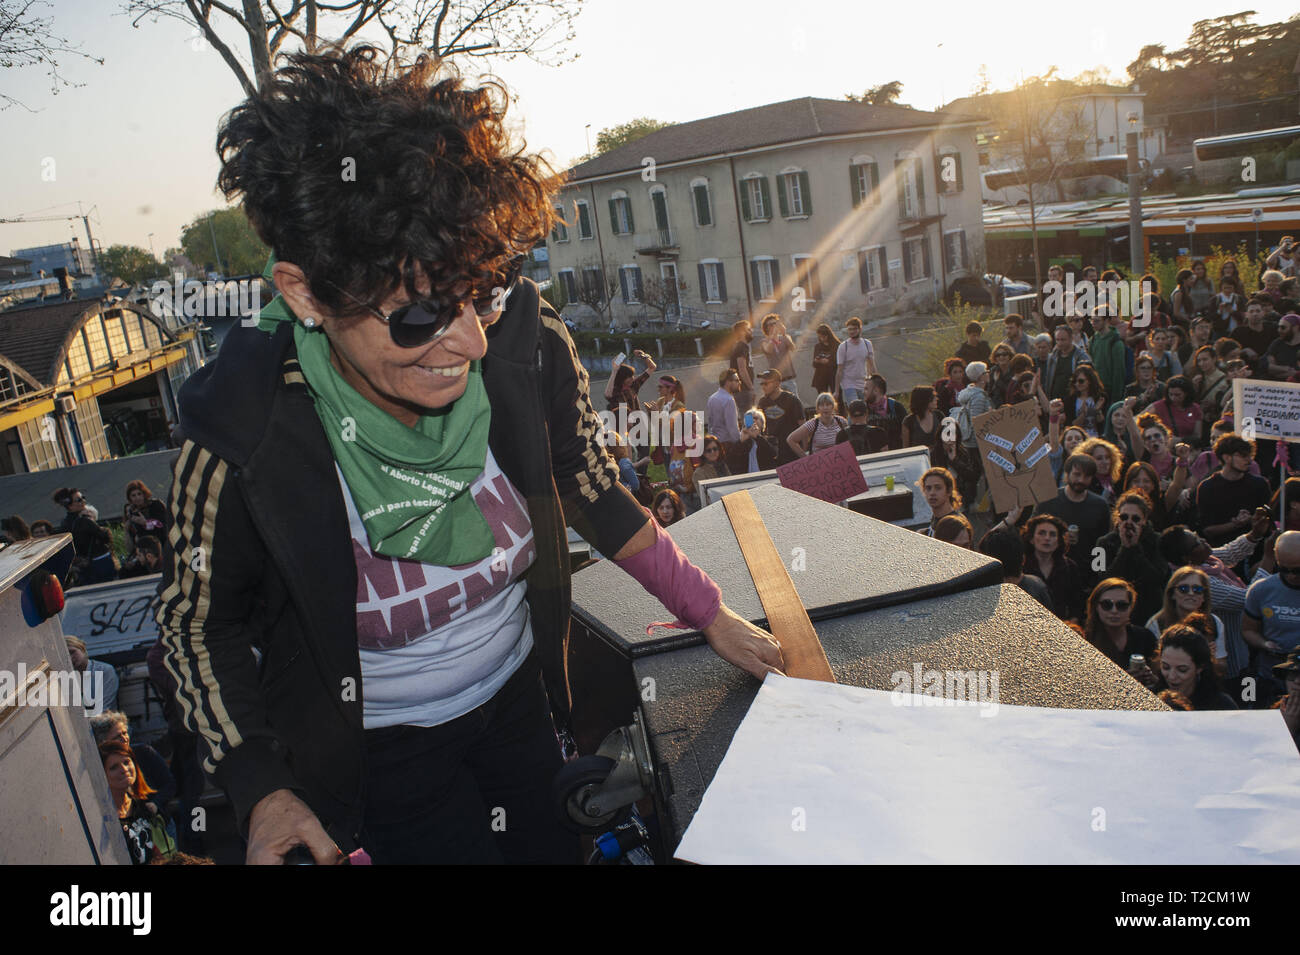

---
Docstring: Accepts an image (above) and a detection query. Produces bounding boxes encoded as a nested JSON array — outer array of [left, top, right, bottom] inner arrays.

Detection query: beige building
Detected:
[[547, 97, 986, 329]]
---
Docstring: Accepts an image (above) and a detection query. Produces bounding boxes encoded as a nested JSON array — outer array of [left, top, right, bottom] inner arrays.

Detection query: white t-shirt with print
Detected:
[[337, 449, 537, 729]]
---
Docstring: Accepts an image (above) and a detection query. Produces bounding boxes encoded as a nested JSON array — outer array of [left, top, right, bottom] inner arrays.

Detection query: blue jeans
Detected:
[[359, 652, 576, 864], [842, 387, 864, 404]]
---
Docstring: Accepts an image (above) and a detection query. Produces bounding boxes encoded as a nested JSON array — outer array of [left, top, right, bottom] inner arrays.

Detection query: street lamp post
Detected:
[[1126, 112, 1144, 276]]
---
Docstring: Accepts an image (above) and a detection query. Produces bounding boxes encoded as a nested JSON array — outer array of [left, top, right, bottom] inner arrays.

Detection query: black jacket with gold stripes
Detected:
[[155, 279, 647, 847]]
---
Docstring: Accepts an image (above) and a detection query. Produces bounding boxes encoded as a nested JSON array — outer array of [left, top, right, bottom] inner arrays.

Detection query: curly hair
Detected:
[[1078, 436, 1124, 484], [216, 45, 560, 318]]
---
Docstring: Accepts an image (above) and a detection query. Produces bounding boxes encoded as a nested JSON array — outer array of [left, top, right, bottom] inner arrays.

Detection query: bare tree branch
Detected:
[[1, 0, 104, 109]]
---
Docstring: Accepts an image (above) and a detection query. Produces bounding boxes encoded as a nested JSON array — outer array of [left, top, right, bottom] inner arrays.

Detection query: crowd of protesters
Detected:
[[0, 479, 171, 587], [912, 252, 1300, 733], [602, 249, 1300, 741]]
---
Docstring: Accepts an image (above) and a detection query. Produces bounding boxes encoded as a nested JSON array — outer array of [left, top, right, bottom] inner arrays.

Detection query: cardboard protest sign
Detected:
[[972, 399, 1056, 512], [1233, 379, 1300, 443], [776, 440, 869, 504]]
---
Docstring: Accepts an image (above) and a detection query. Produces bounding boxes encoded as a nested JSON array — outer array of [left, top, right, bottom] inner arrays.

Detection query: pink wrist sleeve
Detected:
[[613, 517, 723, 632]]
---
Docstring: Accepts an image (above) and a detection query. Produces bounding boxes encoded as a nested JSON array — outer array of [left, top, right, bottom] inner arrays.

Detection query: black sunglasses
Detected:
[[1175, 583, 1205, 595], [1099, 599, 1131, 612], [327, 258, 522, 348], [1118, 512, 1144, 523]]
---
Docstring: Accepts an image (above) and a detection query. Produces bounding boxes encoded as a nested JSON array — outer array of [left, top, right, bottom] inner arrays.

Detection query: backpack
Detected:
[[950, 403, 975, 446]]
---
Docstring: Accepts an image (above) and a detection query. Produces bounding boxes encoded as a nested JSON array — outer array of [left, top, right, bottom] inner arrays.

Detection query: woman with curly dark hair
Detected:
[[155, 46, 781, 866], [1021, 513, 1085, 623]]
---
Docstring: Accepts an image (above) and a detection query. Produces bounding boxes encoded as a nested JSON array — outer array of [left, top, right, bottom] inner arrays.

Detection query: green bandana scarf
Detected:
[[255, 263, 495, 566]]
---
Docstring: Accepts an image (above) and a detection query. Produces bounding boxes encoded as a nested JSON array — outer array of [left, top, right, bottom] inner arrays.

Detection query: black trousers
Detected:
[[359, 652, 577, 864]]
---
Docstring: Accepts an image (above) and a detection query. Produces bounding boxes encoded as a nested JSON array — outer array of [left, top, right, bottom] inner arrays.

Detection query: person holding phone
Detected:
[[1266, 236, 1298, 278]]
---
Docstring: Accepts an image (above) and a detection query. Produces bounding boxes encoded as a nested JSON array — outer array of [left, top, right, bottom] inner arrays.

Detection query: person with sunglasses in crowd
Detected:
[[1146, 568, 1227, 664], [1093, 490, 1169, 625], [52, 487, 117, 585], [155, 47, 782, 866], [1083, 578, 1157, 687], [1244, 531, 1300, 706], [1158, 513, 1274, 684]]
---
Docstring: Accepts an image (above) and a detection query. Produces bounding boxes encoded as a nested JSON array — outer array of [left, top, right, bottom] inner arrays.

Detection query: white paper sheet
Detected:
[[674, 675, 1300, 865]]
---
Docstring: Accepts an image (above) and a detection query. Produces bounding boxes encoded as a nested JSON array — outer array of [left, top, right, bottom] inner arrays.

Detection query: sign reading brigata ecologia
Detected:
[[972, 400, 1057, 513], [1233, 379, 1300, 444], [776, 441, 869, 505]]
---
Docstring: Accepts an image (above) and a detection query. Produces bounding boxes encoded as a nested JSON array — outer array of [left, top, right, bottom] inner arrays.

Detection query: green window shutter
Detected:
[[777, 174, 789, 218], [758, 177, 771, 219], [651, 191, 668, 231], [717, 263, 727, 301], [619, 268, 630, 303], [608, 198, 620, 233], [770, 259, 781, 296], [698, 263, 708, 302], [750, 260, 762, 298], [895, 160, 908, 221], [954, 154, 964, 192], [694, 185, 711, 226], [878, 248, 889, 288], [850, 166, 862, 208], [857, 251, 870, 293], [739, 180, 752, 221], [904, 242, 914, 283], [922, 237, 932, 277], [870, 163, 880, 202], [915, 158, 926, 210], [625, 200, 635, 234], [799, 171, 812, 216]]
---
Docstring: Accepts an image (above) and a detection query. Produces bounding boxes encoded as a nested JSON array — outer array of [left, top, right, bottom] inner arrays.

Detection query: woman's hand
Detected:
[[1134, 662, 1157, 688], [247, 788, 342, 865], [701, 604, 785, 680]]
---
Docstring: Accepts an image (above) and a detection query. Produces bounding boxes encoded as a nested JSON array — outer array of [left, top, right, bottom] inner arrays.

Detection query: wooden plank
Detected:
[[722, 491, 835, 683]]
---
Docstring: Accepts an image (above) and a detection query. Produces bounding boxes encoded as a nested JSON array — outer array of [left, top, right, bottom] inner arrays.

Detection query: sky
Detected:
[[1, 0, 1295, 258]]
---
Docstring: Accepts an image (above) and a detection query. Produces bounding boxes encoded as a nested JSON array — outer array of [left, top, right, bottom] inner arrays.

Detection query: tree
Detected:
[[97, 245, 166, 285], [124, 0, 585, 98], [1125, 13, 1300, 138], [846, 81, 907, 107], [977, 70, 1091, 294], [571, 260, 619, 328], [595, 117, 672, 155], [638, 273, 679, 325], [180, 208, 270, 276], [0, 0, 103, 110]]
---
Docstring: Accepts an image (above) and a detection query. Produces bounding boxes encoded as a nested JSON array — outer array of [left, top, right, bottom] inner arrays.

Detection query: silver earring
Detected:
[[303, 317, 318, 328]]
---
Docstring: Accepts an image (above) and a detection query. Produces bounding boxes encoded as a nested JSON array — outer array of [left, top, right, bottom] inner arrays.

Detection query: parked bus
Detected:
[[983, 155, 1148, 206], [1193, 125, 1300, 185]]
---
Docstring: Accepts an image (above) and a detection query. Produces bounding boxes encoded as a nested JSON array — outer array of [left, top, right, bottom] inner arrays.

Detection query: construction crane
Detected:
[[0, 205, 101, 271]]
